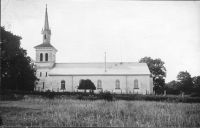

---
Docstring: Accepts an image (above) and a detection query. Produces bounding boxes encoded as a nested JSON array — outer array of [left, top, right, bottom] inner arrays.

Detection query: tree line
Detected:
[[139, 56, 200, 95]]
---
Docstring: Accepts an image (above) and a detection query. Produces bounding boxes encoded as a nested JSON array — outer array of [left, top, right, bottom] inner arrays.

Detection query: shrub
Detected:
[[190, 93, 200, 97], [0, 114, 3, 126], [99, 91, 113, 101]]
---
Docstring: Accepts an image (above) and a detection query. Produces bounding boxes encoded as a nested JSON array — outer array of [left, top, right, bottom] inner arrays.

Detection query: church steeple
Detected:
[[42, 4, 51, 44], [44, 5, 50, 30], [34, 5, 57, 65]]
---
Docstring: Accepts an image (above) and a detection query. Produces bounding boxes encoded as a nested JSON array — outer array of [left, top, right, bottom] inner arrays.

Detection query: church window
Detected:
[[115, 79, 120, 89], [45, 53, 48, 61], [97, 80, 102, 89], [40, 72, 42, 77], [40, 53, 43, 61], [44, 34, 46, 39], [134, 80, 139, 89], [46, 72, 47, 77], [61, 80, 65, 90], [43, 82, 44, 89]]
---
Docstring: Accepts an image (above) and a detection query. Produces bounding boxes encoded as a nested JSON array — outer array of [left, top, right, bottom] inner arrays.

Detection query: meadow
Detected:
[[0, 97, 200, 127]]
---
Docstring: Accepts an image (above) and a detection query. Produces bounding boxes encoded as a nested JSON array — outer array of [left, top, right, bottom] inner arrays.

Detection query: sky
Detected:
[[1, 0, 200, 82]]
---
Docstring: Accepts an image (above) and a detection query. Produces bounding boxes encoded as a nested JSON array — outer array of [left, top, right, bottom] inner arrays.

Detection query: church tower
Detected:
[[34, 5, 57, 91], [34, 5, 57, 68]]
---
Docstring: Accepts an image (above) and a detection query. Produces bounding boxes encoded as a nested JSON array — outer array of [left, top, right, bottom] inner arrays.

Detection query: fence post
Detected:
[[182, 92, 184, 98], [164, 90, 166, 96], [146, 90, 147, 95]]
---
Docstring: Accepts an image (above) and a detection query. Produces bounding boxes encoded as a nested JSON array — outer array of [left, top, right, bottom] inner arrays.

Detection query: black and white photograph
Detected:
[[1, 0, 200, 127]]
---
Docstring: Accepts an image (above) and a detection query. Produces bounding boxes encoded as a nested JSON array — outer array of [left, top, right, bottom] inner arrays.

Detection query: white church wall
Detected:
[[72, 76, 127, 94], [48, 75, 152, 94], [36, 68, 51, 91], [126, 76, 151, 94], [50, 76, 73, 92]]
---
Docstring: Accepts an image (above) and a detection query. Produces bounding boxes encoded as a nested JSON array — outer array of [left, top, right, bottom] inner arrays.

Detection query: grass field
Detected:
[[0, 97, 200, 127]]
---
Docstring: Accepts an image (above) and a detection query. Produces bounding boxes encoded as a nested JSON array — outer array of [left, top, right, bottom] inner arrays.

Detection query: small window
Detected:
[[45, 53, 48, 61], [40, 53, 43, 61], [46, 72, 47, 77], [61, 80, 65, 90], [44, 34, 46, 39], [115, 79, 120, 89], [40, 72, 42, 77], [43, 82, 44, 89], [97, 80, 102, 89], [134, 80, 139, 89]]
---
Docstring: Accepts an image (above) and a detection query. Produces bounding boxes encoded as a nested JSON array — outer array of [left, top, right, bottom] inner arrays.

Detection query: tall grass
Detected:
[[0, 97, 200, 127]]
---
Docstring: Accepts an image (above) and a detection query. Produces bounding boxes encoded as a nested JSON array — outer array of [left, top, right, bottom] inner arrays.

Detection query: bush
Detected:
[[1, 90, 200, 103], [99, 91, 113, 101], [190, 93, 200, 97]]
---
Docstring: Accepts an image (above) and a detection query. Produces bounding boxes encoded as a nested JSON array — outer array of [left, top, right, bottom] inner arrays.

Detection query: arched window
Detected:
[[134, 80, 139, 89], [44, 34, 46, 39], [97, 80, 102, 89], [40, 53, 43, 61], [61, 80, 65, 90], [115, 79, 120, 89], [45, 53, 48, 61]]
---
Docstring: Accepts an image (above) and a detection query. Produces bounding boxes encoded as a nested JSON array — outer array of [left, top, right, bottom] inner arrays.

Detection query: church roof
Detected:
[[48, 62, 151, 76], [34, 43, 58, 52], [34, 43, 54, 48]]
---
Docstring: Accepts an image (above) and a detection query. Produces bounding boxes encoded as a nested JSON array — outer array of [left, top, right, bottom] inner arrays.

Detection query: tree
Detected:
[[78, 79, 96, 93], [177, 71, 193, 94], [1, 27, 38, 91], [164, 80, 180, 95], [139, 57, 166, 94], [192, 76, 200, 94]]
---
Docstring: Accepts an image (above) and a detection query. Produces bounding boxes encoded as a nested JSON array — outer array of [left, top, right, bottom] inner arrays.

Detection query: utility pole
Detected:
[[105, 52, 106, 72]]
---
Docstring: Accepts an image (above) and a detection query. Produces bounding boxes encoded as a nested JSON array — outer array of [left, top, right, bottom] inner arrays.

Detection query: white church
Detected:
[[34, 6, 153, 94]]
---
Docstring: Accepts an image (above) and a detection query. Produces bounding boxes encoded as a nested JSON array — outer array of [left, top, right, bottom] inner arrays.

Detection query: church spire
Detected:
[[44, 4, 50, 30], [42, 4, 51, 44]]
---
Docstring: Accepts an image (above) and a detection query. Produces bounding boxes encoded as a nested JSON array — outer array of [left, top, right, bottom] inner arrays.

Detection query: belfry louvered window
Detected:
[[40, 53, 43, 61], [45, 53, 48, 61]]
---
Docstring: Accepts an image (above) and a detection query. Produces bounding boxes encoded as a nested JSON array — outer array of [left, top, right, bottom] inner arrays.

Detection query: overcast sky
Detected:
[[2, 0, 200, 82]]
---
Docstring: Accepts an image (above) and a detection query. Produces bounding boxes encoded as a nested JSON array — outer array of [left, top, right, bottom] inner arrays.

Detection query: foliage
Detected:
[[192, 76, 200, 94], [0, 115, 2, 126], [1, 90, 200, 103], [99, 91, 113, 101], [139, 57, 166, 94], [190, 93, 200, 97], [164, 80, 180, 95], [78, 79, 96, 93], [1, 27, 39, 91], [177, 71, 194, 94]]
